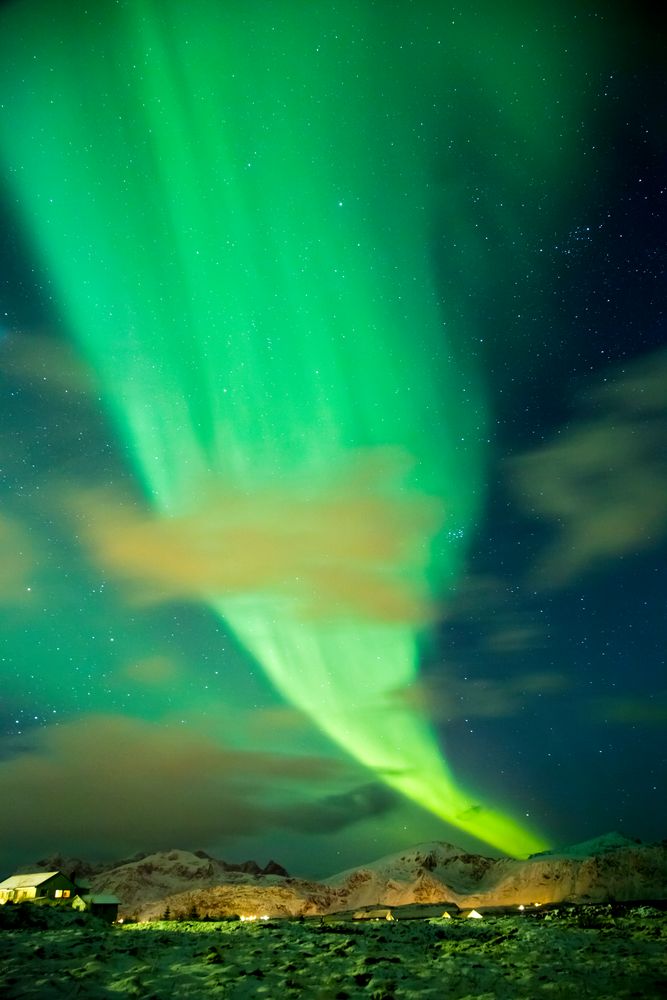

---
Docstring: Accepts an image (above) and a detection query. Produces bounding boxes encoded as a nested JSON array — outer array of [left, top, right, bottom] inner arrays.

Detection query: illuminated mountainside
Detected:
[[21, 836, 663, 919], [320, 836, 667, 912]]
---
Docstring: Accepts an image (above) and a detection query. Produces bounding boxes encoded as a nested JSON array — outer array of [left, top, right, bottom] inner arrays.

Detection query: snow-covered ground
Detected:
[[1, 907, 665, 999]]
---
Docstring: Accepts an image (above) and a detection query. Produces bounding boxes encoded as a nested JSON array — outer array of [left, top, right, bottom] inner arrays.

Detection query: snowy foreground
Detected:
[[1, 908, 666, 999]]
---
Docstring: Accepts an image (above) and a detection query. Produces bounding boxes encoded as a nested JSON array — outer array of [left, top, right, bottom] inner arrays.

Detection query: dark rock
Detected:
[[353, 972, 374, 987], [263, 859, 290, 877]]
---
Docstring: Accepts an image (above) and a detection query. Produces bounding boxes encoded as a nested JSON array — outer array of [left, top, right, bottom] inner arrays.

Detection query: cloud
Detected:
[[484, 626, 543, 654], [246, 704, 316, 738], [63, 450, 444, 624], [0, 715, 384, 859], [509, 349, 667, 587], [440, 572, 547, 656], [275, 783, 399, 834], [0, 330, 97, 396], [118, 656, 182, 687], [392, 671, 567, 722], [592, 693, 667, 727], [0, 512, 37, 604]]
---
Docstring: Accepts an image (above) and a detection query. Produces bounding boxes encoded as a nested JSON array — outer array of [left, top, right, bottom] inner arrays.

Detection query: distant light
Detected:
[[518, 905, 525, 911]]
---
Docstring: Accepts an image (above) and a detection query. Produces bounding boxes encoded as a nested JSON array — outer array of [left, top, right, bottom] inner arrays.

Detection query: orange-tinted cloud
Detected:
[[0, 715, 373, 859], [66, 451, 444, 623], [509, 349, 667, 586], [119, 655, 181, 687]]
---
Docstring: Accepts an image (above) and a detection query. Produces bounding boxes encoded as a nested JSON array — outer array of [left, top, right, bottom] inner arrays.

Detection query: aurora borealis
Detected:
[[0, 2, 665, 874]]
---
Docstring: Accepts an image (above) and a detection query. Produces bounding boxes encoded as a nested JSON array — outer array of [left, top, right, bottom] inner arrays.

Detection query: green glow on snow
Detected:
[[0, 0, 604, 855]]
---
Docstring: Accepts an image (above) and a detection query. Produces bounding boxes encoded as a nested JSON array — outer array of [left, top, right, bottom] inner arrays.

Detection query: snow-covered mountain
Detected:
[[19, 848, 290, 915], [87, 849, 293, 915], [323, 836, 667, 913], [18, 835, 666, 920]]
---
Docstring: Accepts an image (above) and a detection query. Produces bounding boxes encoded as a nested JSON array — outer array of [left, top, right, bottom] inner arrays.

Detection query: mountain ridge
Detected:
[[11, 833, 665, 920]]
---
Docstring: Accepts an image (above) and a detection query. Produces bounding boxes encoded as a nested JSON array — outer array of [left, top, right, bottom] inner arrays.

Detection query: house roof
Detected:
[[81, 894, 119, 905], [0, 871, 64, 890]]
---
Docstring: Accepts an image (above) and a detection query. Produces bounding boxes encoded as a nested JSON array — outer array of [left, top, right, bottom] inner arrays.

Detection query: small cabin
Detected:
[[72, 893, 119, 923], [0, 871, 77, 904], [353, 906, 394, 921]]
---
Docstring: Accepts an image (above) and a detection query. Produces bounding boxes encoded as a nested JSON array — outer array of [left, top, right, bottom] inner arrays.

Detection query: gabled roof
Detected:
[[81, 894, 119, 905], [0, 871, 65, 890]]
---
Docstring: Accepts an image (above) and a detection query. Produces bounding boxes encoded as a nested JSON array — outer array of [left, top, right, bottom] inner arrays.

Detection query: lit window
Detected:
[[54, 889, 71, 898]]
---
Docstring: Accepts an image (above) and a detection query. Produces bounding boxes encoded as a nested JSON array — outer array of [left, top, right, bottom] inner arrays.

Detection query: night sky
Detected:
[[0, 1, 665, 878]]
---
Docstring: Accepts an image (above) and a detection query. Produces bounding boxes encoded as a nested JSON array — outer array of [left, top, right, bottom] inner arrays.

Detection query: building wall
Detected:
[[0, 873, 77, 904], [0, 886, 36, 902], [41, 874, 77, 899]]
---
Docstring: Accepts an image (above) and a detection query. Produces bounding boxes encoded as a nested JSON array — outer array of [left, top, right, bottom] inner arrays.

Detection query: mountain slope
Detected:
[[323, 836, 667, 912], [17, 835, 666, 919]]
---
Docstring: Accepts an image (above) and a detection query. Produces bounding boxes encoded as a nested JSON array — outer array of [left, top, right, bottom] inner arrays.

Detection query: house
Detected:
[[0, 871, 120, 922], [352, 907, 394, 921], [381, 903, 459, 920], [71, 893, 119, 923], [0, 871, 77, 904]]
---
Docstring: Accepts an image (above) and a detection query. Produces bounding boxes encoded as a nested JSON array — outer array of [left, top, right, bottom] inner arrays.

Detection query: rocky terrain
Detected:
[[321, 833, 667, 914], [39, 833, 665, 920], [1, 904, 666, 999], [2, 835, 666, 998], [14, 833, 667, 922]]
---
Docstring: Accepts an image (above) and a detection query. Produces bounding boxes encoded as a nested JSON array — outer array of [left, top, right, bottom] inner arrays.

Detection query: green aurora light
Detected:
[[0, 1, 608, 856]]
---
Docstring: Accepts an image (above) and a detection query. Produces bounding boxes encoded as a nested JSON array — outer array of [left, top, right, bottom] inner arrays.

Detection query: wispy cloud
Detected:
[[440, 572, 547, 655], [592, 693, 667, 726], [65, 450, 444, 624], [509, 349, 667, 587], [275, 783, 398, 834], [0, 330, 97, 396], [392, 670, 567, 722], [0, 512, 37, 604], [118, 656, 182, 687]]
